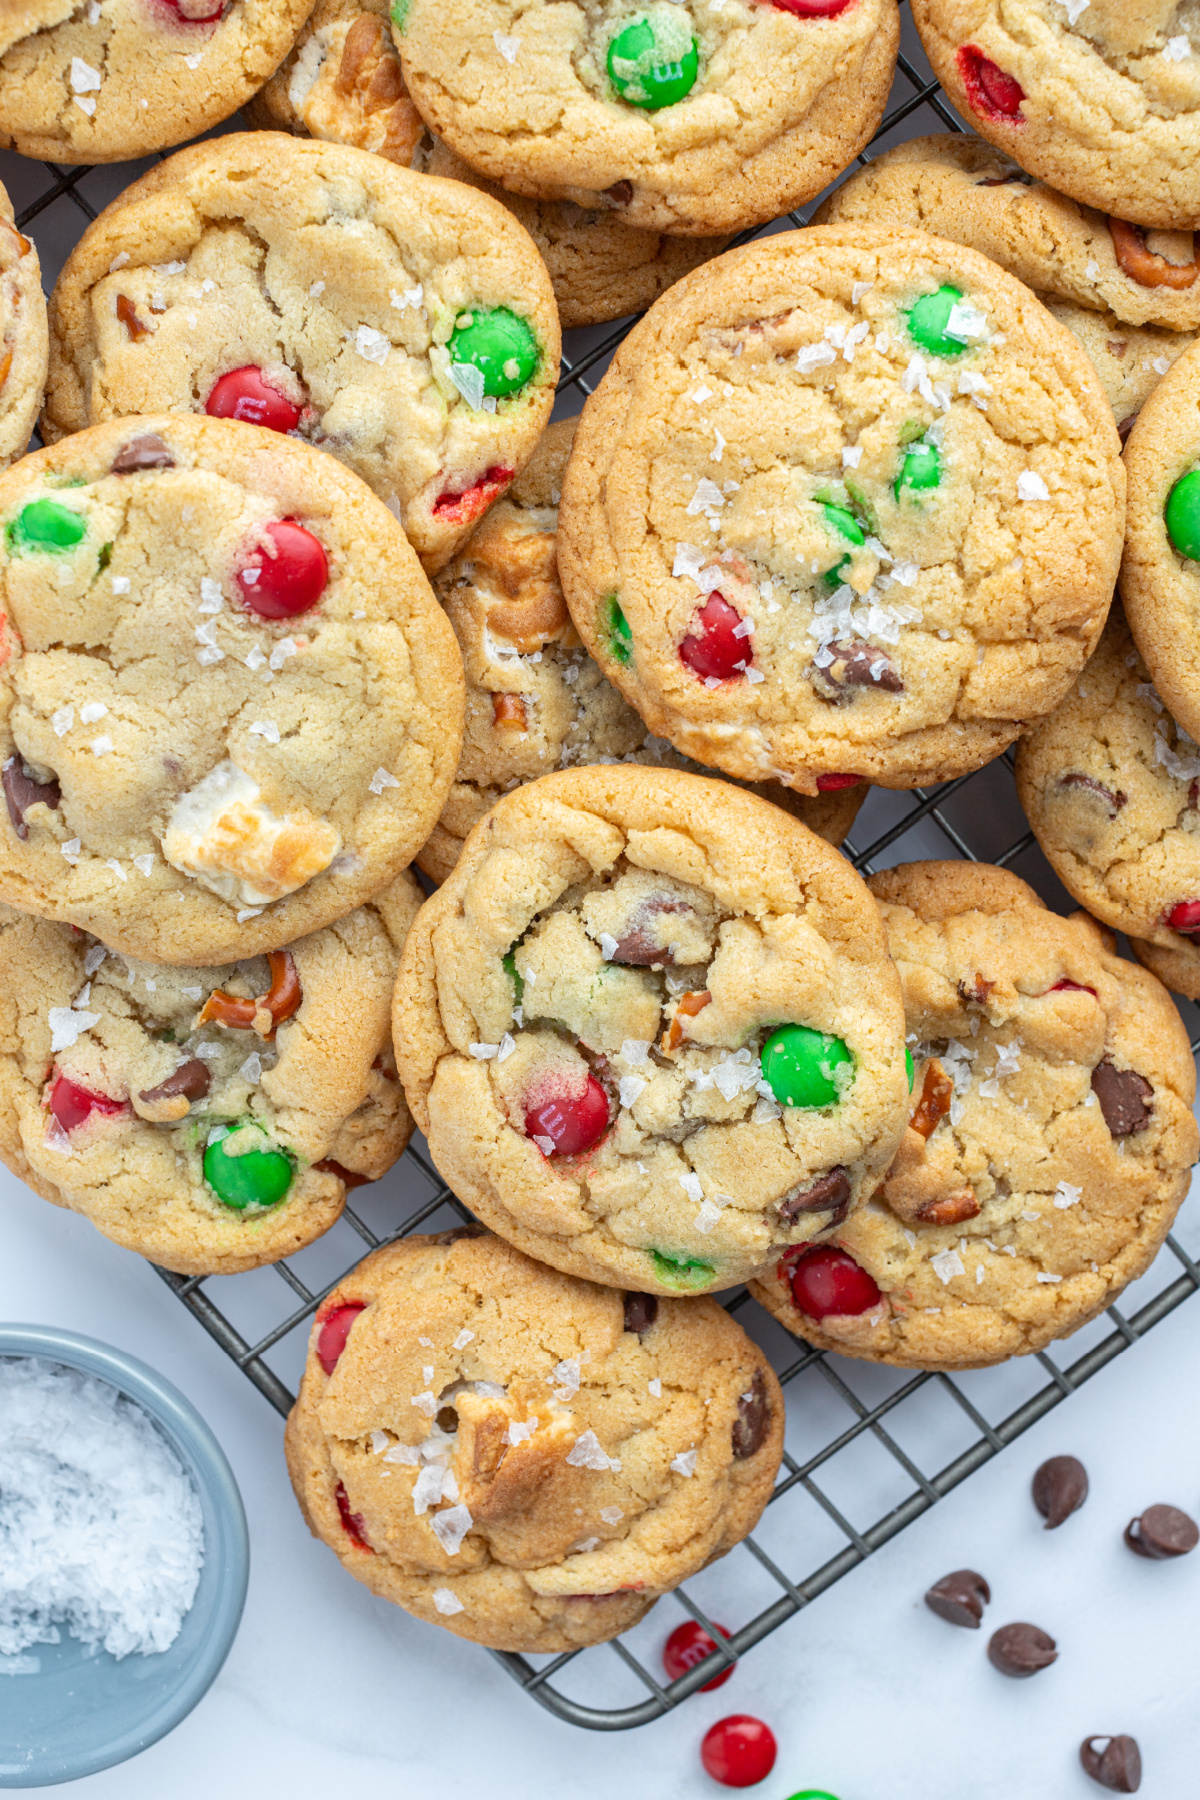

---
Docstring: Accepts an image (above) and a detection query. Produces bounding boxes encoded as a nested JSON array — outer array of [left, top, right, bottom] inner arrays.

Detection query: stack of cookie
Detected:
[[1, 0, 1199, 1668]]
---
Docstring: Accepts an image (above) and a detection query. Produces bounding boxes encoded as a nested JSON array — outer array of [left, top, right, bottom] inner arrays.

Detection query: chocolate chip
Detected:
[[1117, 415, 1138, 444], [779, 1166, 851, 1226], [732, 1369, 770, 1459], [313, 1158, 370, 1188], [2, 756, 61, 840], [1124, 1503, 1198, 1559], [987, 1622, 1057, 1677], [605, 179, 633, 206], [1058, 772, 1127, 817], [976, 170, 1034, 186], [110, 432, 175, 474], [138, 1058, 211, 1107], [623, 1292, 658, 1336], [610, 897, 690, 965], [1032, 1455, 1089, 1528], [924, 1569, 990, 1628], [1081, 1736, 1142, 1792], [815, 640, 904, 697], [1091, 1060, 1153, 1137]]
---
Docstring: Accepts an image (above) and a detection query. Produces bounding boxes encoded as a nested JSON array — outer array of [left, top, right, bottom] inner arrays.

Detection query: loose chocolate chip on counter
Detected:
[[138, 1059, 211, 1107], [2, 757, 61, 840], [1032, 1455, 1089, 1529], [623, 1292, 658, 1337], [778, 1166, 851, 1226], [110, 432, 175, 473], [987, 1622, 1057, 1677], [1058, 773, 1127, 816], [1124, 1504, 1199, 1559], [1091, 1059, 1153, 1137], [605, 179, 634, 206], [1081, 1736, 1142, 1793], [924, 1569, 991, 1628], [814, 639, 904, 697], [732, 1369, 770, 1459]]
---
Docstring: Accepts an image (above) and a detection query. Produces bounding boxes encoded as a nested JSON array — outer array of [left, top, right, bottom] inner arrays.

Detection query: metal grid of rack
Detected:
[[3, 2, 1199, 1734]]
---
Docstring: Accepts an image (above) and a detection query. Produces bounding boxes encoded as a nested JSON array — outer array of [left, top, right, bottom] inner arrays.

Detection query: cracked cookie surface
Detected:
[[911, 0, 1200, 231], [394, 0, 899, 237], [0, 182, 48, 474], [423, 417, 865, 883], [285, 1229, 783, 1651], [1016, 606, 1200, 1001], [0, 413, 462, 963], [0, 869, 419, 1275], [0, 0, 316, 163], [817, 134, 1200, 432], [750, 862, 1198, 1370], [393, 764, 908, 1295], [42, 133, 560, 573], [557, 226, 1124, 795], [245, 0, 729, 328]]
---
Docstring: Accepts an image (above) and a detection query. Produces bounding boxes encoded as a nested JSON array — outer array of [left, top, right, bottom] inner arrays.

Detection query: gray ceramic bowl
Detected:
[[0, 1324, 249, 1789]]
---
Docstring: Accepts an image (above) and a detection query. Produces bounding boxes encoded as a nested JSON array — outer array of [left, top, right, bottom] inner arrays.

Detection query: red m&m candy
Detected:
[[159, 0, 227, 19], [768, 0, 854, 12], [49, 1075, 127, 1133], [206, 366, 302, 433], [317, 1302, 366, 1375], [815, 773, 861, 791], [663, 1620, 735, 1690], [679, 594, 750, 683], [957, 45, 1024, 121], [1167, 899, 1200, 936], [238, 520, 328, 618], [783, 1245, 881, 1319], [525, 1074, 609, 1158], [701, 1715, 777, 1788]]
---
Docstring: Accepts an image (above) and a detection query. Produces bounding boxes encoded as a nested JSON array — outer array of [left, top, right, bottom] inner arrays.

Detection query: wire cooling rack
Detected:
[[3, 1, 1200, 1733]]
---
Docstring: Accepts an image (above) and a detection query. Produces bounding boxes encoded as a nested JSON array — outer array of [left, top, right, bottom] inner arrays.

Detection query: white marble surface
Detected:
[[5, 1159, 1200, 1800]]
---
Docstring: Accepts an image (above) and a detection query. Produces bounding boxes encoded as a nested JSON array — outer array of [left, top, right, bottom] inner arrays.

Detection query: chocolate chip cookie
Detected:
[[394, 0, 900, 236], [1016, 605, 1200, 1002], [0, 0, 315, 164], [817, 134, 1200, 432], [424, 416, 865, 882], [0, 414, 462, 964], [1122, 339, 1200, 752], [911, 1, 1200, 231], [247, 0, 729, 328], [393, 764, 909, 1296], [0, 870, 419, 1276], [42, 133, 559, 574], [750, 862, 1198, 1370], [557, 225, 1125, 795], [0, 185, 47, 474], [285, 1229, 783, 1651]]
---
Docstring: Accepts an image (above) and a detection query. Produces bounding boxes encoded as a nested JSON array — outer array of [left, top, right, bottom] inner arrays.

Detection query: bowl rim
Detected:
[[0, 1322, 250, 1789]]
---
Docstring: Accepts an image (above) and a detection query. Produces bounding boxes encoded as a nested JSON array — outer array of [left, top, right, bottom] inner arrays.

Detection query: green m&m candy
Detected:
[[503, 948, 524, 1002], [10, 497, 87, 551], [605, 593, 633, 664], [204, 1121, 293, 1210], [905, 1045, 915, 1090], [906, 284, 967, 357], [649, 1249, 715, 1289], [895, 440, 941, 499], [761, 1024, 854, 1108], [819, 501, 863, 585], [1165, 470, 1200, 561], [447, 306, 539, 398], [608, 12, 699, 110]]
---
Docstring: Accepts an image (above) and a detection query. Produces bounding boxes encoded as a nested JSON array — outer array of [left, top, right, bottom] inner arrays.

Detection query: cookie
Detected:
[[0, 0, 315, 164], [0, 186, 48, 474], [557, 225, 1125, 795], [42, 133, 560, 575], [911, 1, 1200, 232], [394, 0, 900, 237], [816, 134, 1200, 432], [392, 764, 908, 1296], [749, 862, 1198, 1371], [0, 872, 419, 1277], [1015, 606, 1200, 1002], [424, 416, 866, 882], [246, 0, 729, 328], [0, 413, 463, 965], [285, 1229, 784, 1651], [1123, 340, 1200, 746]]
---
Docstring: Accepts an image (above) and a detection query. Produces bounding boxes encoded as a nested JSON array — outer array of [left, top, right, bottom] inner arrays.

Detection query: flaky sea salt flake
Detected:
[[1053, 1181, 1082, 1209], [566, 1429, 621, 1472], [931, 1248, 965, 1284], [430, 1504, 473, 1554], [433, 1586, 464, 1614], [670, 1449, 698, 1477], [1017, 471, 1051, 502], [369, 767, 400, 794], [493, 30, 520, 59], [448, 362, 487, 410]]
